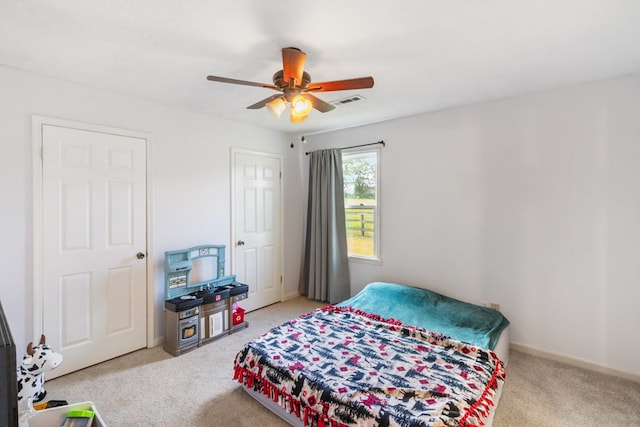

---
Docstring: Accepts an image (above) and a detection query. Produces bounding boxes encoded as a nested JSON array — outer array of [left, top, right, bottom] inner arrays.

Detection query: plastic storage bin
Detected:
[[26, 401, 107, 427]]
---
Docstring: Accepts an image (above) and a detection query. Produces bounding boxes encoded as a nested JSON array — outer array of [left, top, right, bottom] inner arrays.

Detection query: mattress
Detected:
[[337, 282, 510, 352], [245, 376, 505, 427], [235, 282, 510, 426]]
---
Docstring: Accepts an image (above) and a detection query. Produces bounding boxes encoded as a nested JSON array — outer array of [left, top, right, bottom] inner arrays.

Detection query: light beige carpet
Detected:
[[42, 297, 640, 426]]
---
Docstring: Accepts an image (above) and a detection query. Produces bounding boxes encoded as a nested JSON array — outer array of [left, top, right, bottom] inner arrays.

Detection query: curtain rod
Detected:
[[305, 140, 385, 155]]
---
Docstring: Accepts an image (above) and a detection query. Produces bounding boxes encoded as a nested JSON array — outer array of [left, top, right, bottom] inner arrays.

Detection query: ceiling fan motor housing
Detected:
[[272, 70, 311, 87], [272, 70, 311, 102]]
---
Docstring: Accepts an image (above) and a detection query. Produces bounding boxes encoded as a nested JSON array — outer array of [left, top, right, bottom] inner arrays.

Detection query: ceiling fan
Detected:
[[206, 47, 374, 122]]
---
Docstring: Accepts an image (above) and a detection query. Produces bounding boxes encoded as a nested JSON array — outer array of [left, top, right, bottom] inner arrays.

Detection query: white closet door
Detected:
[[42, 124, 147, 377], [233, 151, 282, 312]]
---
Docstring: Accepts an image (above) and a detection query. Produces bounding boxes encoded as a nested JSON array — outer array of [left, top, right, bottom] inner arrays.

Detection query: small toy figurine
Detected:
[[16, 334, 63, 419]]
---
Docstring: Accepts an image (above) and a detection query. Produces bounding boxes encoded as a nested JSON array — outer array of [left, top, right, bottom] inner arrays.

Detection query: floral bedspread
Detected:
[[233, 306, 505, 427]]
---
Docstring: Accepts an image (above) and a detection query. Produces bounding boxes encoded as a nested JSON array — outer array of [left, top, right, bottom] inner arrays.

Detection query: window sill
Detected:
[[348, 256, 382, 266]]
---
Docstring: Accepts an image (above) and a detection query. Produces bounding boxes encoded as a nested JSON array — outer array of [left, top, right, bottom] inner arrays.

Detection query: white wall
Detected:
[[305, 73, 640, 377], [3, 64, 638, 378], [0, 66, 305, 353]]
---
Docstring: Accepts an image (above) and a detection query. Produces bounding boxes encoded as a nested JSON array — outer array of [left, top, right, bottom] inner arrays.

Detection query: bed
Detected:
[[233, 282, 510, 427]]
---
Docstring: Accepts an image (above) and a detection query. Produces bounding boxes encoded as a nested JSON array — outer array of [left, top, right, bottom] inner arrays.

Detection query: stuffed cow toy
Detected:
[[17, 334, 63, 411]]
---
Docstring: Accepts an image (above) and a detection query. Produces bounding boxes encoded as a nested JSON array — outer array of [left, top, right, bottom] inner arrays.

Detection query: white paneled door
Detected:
[[232, 151, 282, 312], [41, 124, 147, 378]]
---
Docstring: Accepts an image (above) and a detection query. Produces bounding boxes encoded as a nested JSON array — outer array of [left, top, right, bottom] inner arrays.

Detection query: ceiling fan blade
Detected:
[[304, 93, 336, 113], [306, 76, 374, 92], [207, 75, 277, 90], [282, 47, 306, 87], [246, 94, 283, 109]]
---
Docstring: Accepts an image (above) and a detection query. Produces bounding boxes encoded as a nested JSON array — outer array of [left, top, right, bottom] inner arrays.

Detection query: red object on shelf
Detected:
[[233, 307, 245, 325]]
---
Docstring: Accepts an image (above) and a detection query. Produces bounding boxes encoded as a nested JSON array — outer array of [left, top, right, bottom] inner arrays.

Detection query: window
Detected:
[[342, 147, 380, 261]]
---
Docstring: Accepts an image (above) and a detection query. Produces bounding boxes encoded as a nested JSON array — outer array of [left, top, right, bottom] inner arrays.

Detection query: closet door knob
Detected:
[[136, 252, 146, 259], [236, 240, 245, 246]]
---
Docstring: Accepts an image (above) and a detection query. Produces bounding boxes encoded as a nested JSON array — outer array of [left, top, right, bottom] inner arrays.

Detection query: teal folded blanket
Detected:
[[336, 282, 509, 350]]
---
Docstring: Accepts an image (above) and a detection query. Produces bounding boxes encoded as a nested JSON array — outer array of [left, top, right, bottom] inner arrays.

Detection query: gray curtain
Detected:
[[300, 149, 351, 303]]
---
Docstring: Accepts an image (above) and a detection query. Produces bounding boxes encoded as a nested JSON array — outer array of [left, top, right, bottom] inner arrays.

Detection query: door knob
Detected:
[[236, 240, 245, 246], [136, 252, 146, 259]]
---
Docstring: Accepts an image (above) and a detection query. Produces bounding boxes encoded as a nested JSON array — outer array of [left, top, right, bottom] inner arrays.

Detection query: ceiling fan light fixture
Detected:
[[290, 95, 312, 121], [266, 97, 286, 119]]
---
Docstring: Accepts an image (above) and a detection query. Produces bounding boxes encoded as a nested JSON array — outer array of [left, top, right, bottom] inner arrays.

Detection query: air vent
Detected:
[[330, 95, 365, 106]]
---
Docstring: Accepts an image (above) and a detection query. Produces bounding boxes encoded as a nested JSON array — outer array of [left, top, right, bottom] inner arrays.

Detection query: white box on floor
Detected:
[[26, 401, 107, 427]]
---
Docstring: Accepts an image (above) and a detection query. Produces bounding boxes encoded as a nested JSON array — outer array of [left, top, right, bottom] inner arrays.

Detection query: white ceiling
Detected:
[[2, 1, 640, 135]]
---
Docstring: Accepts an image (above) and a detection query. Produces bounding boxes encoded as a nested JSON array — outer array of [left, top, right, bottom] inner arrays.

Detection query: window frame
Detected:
[[342, 146, 382, 264]]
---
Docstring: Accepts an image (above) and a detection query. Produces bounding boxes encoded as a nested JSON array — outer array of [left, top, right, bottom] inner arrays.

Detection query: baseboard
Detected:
[[510, 342, 640, 383]]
